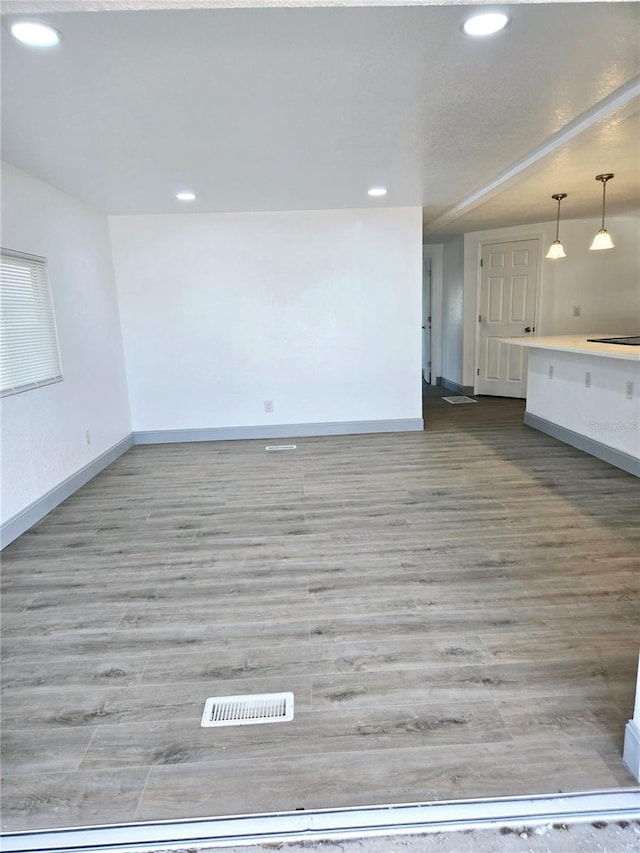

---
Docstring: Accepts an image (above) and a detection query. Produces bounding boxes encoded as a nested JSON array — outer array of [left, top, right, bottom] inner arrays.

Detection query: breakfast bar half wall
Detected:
[[507, 335, 640, 477]]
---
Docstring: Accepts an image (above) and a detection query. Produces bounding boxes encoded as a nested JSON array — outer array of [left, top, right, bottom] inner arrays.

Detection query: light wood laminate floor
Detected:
[[1, 395, 639, 831]]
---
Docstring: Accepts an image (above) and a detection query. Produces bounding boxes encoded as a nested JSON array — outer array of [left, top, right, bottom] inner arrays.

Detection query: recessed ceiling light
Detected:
[[368, 187, 387, 197], [10, 21, 61, 47], [176, 191, 196, 201], [463, 13, 509, 37]]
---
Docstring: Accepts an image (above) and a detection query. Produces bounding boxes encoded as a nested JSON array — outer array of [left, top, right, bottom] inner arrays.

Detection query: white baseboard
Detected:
[[1, 434, 134, 549], [134, 418, 424, 444], [524, 413, 640, 477], [1, 420, 424, 546], [437, 377, 475, 395]]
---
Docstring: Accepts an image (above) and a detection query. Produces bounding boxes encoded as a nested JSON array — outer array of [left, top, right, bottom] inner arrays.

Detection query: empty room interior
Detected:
[[1, 0, 639, 847]]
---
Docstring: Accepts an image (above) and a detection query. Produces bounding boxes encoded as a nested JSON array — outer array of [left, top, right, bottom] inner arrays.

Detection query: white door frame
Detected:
[[471, 232, 544, 396], [423, 244, 443, 385], [422, 256, 432, 384]]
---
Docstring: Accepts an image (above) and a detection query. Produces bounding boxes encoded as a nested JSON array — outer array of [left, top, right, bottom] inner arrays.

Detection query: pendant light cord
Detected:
[[551, 193, 566, 242], [601, 179, 607, 230]]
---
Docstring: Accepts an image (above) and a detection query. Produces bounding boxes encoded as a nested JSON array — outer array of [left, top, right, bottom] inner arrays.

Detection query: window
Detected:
[[0, 249, 63, 397]]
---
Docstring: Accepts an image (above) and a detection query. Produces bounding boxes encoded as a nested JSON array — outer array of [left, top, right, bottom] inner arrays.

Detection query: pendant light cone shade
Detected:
[[590, 229, 615, 250], [546, 241, 566, 260], [546, 193, 567, 259], [590, 174, 614, 250]]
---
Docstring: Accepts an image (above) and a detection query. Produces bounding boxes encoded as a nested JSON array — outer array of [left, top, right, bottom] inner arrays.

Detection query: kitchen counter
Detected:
[[506, 335, 639, 476], [507, 334, 640, 361]]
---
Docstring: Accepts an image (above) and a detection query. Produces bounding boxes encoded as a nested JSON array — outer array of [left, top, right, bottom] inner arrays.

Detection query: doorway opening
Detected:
[[422, 256, 432, 385]]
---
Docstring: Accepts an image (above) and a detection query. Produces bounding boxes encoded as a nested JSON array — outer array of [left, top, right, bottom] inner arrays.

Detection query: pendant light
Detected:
[[590, 173, 615, 251], [546, 193, 567, 259]]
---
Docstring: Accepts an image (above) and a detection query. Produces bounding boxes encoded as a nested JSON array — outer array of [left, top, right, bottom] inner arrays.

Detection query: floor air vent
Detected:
[[442, 396, 477, 404], [265, 444, 297, 451], [201, 692, 294, 727]]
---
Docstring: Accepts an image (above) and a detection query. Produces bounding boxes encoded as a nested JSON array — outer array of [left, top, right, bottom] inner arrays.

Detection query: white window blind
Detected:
[[1, 249, 63, 397]]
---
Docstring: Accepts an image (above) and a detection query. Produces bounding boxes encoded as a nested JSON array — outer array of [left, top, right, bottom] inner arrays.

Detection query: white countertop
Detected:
[[505, 334, 640, 361]]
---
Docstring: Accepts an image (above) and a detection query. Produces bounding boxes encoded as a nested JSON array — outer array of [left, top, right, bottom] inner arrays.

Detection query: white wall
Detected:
[[460, 213, 640, 388], [442, 235, 465, 386], [0, 163, 131, 524], [549, 216, 640, 336], [109, 207, 422, 432]]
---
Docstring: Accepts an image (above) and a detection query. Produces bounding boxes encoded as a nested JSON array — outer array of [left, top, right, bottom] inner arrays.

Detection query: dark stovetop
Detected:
[[586, 336, 640, 346]]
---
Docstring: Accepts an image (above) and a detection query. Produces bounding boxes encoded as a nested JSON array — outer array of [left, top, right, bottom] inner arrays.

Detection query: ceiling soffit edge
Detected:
[[423, 75, 640, 237], [0, 0, 626, 12]]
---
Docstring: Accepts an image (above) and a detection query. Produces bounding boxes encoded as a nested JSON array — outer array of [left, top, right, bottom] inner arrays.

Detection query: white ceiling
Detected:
[[1, 2, 639, 238]]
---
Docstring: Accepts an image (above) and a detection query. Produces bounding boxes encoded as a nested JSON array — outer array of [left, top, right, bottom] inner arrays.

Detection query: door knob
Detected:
[[524, 326, 532, 333]]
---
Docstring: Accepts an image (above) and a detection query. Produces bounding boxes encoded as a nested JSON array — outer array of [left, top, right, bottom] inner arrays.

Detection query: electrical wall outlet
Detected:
[[626, 381, 634, 400], [573, 305, 581, 317], [264, 400, 273, 413], [585, 371, 591, 388], [548, 364, 554, 380]]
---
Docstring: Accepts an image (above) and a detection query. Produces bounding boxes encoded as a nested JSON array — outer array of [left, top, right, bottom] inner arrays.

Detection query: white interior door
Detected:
[[422, 257, 432, 384], [477, 239, 538, 398]]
